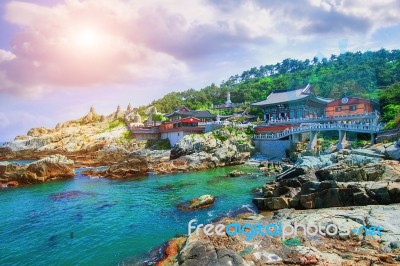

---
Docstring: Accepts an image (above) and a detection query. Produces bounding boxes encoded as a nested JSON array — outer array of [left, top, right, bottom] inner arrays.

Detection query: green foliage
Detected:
[[350, 139, 369, 149], [119, 131, 133, 143], [321, 139, 334, 150], [108, 119, 125, 130], [152, 113, 166, 122], [137, 49, 399, 125], [382, 104, 400, 122], [212, 131, 229, 142], [379, 82, 400, 107], [244, 125, 254, 136], [146, 139, 171, 150]]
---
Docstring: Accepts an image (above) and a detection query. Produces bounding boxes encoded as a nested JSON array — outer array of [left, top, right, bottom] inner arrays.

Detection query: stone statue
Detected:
[[226, 92, 232, 105]]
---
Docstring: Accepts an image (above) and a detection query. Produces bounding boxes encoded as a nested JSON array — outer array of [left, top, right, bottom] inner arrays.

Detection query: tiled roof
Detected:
[[251, 84, 310, 106], [165, 107, 216, 118], [251, 84, 332, 106]]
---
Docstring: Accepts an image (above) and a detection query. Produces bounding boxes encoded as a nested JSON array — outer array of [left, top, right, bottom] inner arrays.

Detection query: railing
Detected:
[[253, 123, 382, 140], [264, 112, 380, 126]]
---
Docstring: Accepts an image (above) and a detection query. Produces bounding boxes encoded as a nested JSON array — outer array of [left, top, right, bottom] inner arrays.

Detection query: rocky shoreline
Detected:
[[253, 150, 400, 211], [156, 204, 400, 265], [0, 155, 75, 187], [0, 126, 253, 186], [1, 114, 400, 265], [152, 142, 400, 265]]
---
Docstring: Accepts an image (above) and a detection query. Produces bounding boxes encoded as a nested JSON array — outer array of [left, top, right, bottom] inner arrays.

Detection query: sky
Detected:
[[0, 0, 400, 141]]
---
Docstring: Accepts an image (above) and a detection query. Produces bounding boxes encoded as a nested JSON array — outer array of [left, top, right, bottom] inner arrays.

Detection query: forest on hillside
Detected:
[[140, 49, 400, 128]]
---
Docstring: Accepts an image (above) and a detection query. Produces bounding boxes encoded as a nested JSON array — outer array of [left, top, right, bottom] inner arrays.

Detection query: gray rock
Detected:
[[217, 248, 246, 265], [390, 241, 400, 250], [178, 241, 218, 266]]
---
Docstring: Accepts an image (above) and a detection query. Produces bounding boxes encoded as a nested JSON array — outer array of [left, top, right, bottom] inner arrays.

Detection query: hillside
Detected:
[[144, 49, 400, 128]]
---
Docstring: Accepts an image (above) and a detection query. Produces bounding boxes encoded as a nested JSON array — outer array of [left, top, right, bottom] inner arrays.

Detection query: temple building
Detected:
[[325, 97, 379, 117], [165, 106, 216, 123], [251, 84, 332, 121], [160, 117, 204, 146]]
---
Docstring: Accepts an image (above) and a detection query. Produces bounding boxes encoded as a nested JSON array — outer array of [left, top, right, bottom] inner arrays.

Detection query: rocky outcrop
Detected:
[[27, 127, 54, 137], [170, 127, 253, 169], [254, 180, 400, 210], [83, 157, 149, 179], [253, 152, 400, 211], [170, 128, 253, 160], [368, 139, 400, 160], [0, 155, 74, 187], [89, 127, 255, 179], [161, 204, 400, 265], [0, 105, 141, 166], [156, 237, 187, 266], [178, 195, 216, 210]]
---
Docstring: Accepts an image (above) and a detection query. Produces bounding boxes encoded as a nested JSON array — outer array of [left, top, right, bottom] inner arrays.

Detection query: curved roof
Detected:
[[165, 106, 216, 118], [251, 84, 332, 106]]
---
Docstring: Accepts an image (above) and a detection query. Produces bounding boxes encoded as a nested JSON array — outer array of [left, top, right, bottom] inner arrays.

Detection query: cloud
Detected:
[[0, 0, 400, 97], [1, 0, 189, 95]]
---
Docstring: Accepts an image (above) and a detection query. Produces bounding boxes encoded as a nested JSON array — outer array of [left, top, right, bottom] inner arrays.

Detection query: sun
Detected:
[[73, 28, 102, 48]]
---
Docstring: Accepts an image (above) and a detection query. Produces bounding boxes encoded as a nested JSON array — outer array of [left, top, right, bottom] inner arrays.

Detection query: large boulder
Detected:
[[27, 127, 54, 137], [170, 127, 253, 168], [178, 195, 216, 210], [1, 155, 75, 186], [25, 155, 74, 182], [91, 156, 149, 179], [255, 179, 400, 211]]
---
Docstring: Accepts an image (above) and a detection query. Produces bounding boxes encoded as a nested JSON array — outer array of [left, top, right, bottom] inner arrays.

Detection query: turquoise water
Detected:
[[0, 165, 270, 265], [3, 160, 35, 165]]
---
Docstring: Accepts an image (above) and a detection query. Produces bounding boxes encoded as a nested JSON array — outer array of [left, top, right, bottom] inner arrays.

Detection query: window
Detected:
[[350, 105, 356, 111], [335, 107, 342, 112]]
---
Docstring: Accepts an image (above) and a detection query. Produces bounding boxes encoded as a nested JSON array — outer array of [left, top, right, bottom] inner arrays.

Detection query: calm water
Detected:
[[0, 164, 270, 266]]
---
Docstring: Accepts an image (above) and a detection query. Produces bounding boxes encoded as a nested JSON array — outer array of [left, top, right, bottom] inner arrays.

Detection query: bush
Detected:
[[108, 118, 125, 130], [119, 131, 134, 142], [146, 139, 171, 150]]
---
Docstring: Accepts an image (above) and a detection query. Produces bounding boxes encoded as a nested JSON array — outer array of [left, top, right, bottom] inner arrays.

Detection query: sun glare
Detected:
[[73, 28, 102, 48]]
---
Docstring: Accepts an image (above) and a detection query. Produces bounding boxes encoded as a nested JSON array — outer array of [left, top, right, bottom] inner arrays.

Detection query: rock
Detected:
[[0, 108, 138, 166], [255, 173, 400, 211], [315, 163, 385, 182], [0, 155, 75, 186], [178, 241, 219, 266], [170, 127, 253, 169], [7, 180, 19, 187], [385, 143, 400, 160], [178, 195, 216, 210], [253, 196, 292, 210], [265, 197, 289, 210], [275, 167, 306, 181], [101, 157, 149, 179], [25, 155, 75, 182], [228, 169, 245, 177], [27, 127, 54, 137], [390, 241, 400, 250], [216, 248, 246, 266], [296, 155, 333, 169], [165, 204, 400, 265], [155, 237, 187, 266], [190, 195, 215, 209]]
